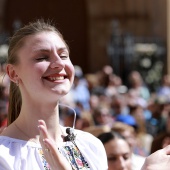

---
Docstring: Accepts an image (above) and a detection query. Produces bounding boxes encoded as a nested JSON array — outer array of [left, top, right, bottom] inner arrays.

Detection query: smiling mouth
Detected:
[[44, 75, 67, 81], [48, 76, 64, 81]]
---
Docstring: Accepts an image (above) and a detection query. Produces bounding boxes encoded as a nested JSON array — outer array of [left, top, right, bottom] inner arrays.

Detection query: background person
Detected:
[[98, 131, 132, 170], [112, 122, 146, 170]]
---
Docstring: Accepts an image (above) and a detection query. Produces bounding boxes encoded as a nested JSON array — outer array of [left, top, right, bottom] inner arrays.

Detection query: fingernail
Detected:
[[37, 125, 40, 131]]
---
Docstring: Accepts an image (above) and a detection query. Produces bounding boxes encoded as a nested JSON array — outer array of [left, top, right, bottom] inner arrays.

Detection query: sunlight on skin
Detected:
[[38, 120, 72, 170]]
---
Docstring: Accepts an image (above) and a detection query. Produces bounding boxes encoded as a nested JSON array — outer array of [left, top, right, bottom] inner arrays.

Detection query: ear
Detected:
[[6, 64, 19, 83]]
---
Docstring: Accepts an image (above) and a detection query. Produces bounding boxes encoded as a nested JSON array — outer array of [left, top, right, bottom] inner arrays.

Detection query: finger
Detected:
[[38, 120, 49, 139], [163, 145, 170, 155], [38, 119, 47, 130], [38, 120, 59, 157], [43, 138, 72, 170], [38, 120, 51, 152], [43, 138, 60, 157]]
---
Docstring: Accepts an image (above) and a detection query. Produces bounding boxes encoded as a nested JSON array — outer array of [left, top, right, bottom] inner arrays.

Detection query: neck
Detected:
[[14, 122, 40, 143], [14, 103, 62, 143], [14, 117, 62, 143]]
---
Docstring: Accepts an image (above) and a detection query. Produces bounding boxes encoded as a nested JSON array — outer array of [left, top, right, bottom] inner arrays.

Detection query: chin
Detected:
[[52, 87, 70, 96]]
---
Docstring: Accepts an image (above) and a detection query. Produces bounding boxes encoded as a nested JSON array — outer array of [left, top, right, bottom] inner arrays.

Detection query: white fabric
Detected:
[[0, 129, 108, 170], [131, 153, 145, 170]]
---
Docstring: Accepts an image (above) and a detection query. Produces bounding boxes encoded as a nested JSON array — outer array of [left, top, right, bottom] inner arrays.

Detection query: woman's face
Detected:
[[10, 31, 74, 102], [104, 138, 132, 170]]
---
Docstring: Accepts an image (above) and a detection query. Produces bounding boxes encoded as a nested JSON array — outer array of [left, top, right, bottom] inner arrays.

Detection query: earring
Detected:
[[16, 80, 19, 86]]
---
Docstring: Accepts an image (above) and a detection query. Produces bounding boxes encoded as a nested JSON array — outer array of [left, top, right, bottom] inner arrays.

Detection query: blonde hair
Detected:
[[111, 122, 135, 134], [7, 19, 68, 125]]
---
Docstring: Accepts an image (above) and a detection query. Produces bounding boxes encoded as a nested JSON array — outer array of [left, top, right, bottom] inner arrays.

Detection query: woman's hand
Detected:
[[141, 145, 170, 170], [38, 120, 72, 170]]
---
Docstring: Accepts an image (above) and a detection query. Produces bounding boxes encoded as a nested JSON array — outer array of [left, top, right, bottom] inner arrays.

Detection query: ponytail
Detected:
[[7, 82, 21, 125]]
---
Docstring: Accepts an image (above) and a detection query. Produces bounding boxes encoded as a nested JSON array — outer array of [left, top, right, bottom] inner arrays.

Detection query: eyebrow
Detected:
[[33, 47, 69, 53], [108, 152, 130, 157], [58, 47, 69, 53], [107, 153, 117, 157]]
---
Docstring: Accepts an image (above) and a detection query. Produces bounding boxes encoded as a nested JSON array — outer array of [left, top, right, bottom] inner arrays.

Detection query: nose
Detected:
[[118, 157, 126, 170], [50, 55, 64, 69]]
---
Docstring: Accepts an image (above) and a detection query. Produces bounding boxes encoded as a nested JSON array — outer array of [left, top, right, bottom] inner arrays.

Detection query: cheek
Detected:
[[35, 62, 49, 73], [126, 159, 132, 170], [19, 64, 46, 84], [66, 62, 75, 82], [108, 161, 117, 170]]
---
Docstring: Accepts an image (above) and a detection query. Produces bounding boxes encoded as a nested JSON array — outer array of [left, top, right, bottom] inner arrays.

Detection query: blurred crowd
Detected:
[[1, 63, 170, 169]]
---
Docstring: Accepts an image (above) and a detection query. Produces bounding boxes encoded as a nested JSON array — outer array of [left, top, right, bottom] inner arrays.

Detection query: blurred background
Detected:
[[0, 0, 168, 91], [2, 1, 170, 163]]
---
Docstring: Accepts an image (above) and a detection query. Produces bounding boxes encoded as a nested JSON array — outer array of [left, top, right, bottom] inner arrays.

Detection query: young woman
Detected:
[[98, 131, 132, 170], [0, 20, 108, 170]]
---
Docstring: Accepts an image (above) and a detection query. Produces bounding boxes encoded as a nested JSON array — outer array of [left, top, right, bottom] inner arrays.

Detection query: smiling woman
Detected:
[[0, 20, 108, 170]]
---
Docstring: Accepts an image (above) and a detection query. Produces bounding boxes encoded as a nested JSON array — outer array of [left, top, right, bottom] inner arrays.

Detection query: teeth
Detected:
[[49, 76, 64, 80]]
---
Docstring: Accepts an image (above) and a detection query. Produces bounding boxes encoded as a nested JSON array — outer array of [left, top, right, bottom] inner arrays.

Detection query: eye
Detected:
[[107, 157, 117, 162], [123, 154, 131, 160], [59, 51, 69, 59], [36, 55, 49, 61], [60, 55, 68, 59]]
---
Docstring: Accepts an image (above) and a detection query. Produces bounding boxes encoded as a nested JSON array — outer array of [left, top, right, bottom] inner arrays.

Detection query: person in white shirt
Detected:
[[0, 20, 108, 170]]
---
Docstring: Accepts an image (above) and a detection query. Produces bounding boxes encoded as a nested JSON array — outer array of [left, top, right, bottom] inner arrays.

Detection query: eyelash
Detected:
[[108, 157, 116, 161], [60, 55, 69, 59], [108, 155, 130, 161], [36, 54, 69, 61], [36, 56, 49, 61]]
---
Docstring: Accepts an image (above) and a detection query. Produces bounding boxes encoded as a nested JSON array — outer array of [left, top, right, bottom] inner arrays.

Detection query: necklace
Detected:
[[14, 122, 64, 143], [14, 122, 39, 144]]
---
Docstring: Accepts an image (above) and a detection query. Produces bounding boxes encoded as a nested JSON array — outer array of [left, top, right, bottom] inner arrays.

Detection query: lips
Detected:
[[43, 74, 67, 81]]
